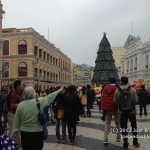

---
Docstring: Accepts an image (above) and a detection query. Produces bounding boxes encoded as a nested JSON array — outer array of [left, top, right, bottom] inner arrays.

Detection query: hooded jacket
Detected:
[[101, 84, 118, 110]]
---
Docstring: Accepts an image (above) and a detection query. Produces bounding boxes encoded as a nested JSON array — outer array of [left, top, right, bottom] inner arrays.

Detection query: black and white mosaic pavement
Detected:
[[44, 105, 150, 150]]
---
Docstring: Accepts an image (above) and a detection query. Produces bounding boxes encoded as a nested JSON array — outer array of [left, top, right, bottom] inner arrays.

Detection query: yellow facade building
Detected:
[[111, 47, 125, 69], [2, 28, 71, 91], [111, 47, 125, 77]]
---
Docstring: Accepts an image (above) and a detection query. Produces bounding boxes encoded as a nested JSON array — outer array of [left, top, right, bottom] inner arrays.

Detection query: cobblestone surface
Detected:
[[43, 105, 150, 150]]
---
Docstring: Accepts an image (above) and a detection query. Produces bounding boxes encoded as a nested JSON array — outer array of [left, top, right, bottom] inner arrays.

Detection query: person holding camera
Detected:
[[12, 86, 63, 150]]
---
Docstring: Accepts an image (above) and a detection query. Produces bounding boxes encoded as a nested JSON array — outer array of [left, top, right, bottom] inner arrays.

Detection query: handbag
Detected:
[[36, 98, 46, 125], [57, 109, 64, 119], [36, 98, 48, 140]]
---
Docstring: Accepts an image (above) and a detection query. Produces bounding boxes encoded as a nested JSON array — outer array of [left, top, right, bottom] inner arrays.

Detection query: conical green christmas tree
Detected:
[[92, 33, 119, 86]]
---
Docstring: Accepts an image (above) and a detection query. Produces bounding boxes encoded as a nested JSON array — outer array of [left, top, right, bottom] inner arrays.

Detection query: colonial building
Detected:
[[71, 63, 76, 84], [0, 1, 5, 91], [121, 35, 150, 84], [2, 28, 72, 90]]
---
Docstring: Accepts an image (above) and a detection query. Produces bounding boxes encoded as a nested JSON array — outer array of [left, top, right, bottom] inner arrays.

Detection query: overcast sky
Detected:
[[2, 0, 150, 66]]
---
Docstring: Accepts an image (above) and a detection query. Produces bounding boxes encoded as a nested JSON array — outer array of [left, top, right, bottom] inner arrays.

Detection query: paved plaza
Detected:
[[43, 104, 150, 150]]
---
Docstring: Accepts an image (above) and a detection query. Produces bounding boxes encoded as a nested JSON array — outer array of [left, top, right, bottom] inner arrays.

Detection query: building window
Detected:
[[56, 74, 58, 81], [43, 71, 46, 79], [43, 52, 46, 60], [122, 64, 124, 74], [2, 62, 9, 77], [146, 55, 149, 68], [39, 69, 42, 78], [47, 72, 49, 80], [130, 59, 133, 71], [50, 73, 52, 80], [134, 57, 137, 70], [18, 62, 27, 76], [50, 56, 52, 63], [59, 58, 60, 67], [47, 54, 49, 62], [3, 40, 9, 55], [53, 57, 55, 65], [39, 49, 42, 58], [18, 40, 27, 54], [34, 46, 38, 56], [56, 59, 58, 66], [127, 61, 129, 72], [34, 68, 37, 77]]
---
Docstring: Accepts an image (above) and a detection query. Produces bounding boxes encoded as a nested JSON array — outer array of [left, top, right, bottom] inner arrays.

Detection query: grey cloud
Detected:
[[2, 0, 150, 65]]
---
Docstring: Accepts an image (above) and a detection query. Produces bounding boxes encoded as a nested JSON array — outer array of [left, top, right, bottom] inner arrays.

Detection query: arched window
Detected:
[[18, 62, 27, 76], [18, 40, 27, 54]]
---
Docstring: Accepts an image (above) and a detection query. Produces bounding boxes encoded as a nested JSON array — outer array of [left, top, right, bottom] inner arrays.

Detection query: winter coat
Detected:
[[79, 91, 87, 105], [137, 89, 148, 105], [63, 94, 82, 123], [101, 84, 118, 111], [52, 93, 65, 115], [87, 89, 95, 105]]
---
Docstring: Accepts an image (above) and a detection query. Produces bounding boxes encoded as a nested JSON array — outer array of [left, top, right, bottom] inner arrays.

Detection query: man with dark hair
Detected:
[[101, 78, 120, 145], [137, 85, 148, 117], [8, 80, 23, 147], [114, 76, 140, 148]]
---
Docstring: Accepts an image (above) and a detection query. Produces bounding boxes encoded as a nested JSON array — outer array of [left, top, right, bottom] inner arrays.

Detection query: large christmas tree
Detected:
[[92, 33, 119, 86]]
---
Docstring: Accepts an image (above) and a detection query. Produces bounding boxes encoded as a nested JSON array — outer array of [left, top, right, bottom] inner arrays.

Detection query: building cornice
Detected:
[[2, 28, 71, 61]]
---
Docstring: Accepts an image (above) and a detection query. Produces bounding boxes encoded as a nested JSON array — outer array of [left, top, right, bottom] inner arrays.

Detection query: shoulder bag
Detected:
[[36, 98, 48, 140]]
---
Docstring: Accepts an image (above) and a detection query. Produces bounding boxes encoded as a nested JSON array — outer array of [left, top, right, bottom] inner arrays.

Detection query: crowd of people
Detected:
[[0, 76, 150, 149], [0, 80, 95, 150]]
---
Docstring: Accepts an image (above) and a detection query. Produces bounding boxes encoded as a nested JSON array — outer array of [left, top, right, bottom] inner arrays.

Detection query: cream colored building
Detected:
[[121, 35, 150, 84], [2, 28, 72, 90], [111, 47, 125, 77]]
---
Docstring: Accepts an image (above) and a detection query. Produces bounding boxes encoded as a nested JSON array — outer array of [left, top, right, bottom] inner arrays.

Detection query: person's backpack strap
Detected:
[[126, 86, 131, 92], [36, 98, 40, 110], [117, 86, 123, 92]]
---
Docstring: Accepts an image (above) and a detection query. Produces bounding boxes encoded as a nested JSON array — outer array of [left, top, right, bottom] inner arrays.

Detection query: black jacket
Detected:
[[137, 89, 148, 105], [63, 94, 82, 123], [52, 93, 65, 115]]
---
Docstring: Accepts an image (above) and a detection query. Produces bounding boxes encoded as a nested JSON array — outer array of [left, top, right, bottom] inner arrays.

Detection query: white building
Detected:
[[121, 35, 150, 84]]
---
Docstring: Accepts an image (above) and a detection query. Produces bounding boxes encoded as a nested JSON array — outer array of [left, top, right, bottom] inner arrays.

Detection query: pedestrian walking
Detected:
[[86, 85, 93, 117], [114, 76, 140, 148], [137, 85, 148, 117], [79, 86, 87, 117], [52, 87, 67, 143], [101, 78, 120, 145], [63, 85, 82, 144], [12, 86, 63, 150]]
